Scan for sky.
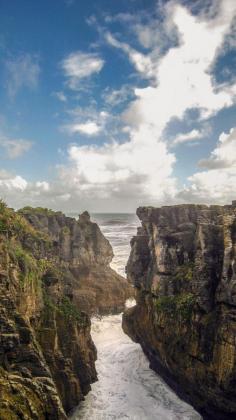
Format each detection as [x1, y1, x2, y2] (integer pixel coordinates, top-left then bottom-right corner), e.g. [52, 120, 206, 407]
[0, 0, 236, 212]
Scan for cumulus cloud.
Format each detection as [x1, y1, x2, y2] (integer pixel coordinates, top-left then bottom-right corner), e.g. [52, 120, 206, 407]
[64, 134, 176, 197]
[198, 127, 236, 169]
[51, 134, 176, 212]
[0, 175, 27, 192]
[179, 127, 236, 203]
[62, 107, 110, 136]
[123, 2, 236, 134]
[5, 54, 40, 98]
[35, 181, 50, 191]
[56, 0, 236, 209]
[102, 85, 135, 107]
[0, 137, 33, 158]
[2, 0, 236, 211]
[0, 174, 72, 210]
[66, 121, 101, 136]
[172, 127, 210, 145]
[105, 32, 157, 79]
[61, 51, 104, 90]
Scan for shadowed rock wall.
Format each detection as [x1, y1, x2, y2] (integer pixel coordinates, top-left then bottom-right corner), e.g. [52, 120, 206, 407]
[123, 203, 236, 420]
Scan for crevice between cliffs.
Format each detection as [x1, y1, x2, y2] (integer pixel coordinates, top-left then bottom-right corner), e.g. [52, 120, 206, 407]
[2, 201, 236, 420]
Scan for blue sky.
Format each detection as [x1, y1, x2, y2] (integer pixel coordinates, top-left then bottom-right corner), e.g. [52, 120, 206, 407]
[0, 0, 236, 212]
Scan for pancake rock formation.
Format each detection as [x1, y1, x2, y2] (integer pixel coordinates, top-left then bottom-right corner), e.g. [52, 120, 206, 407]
[123, 203, 236, 420]
[20, 207, 131, 316]
[0, 202, 131, 419]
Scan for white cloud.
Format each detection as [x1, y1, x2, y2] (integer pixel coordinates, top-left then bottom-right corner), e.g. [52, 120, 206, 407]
[61, 51, 104, 90]
[53, 91, 67, 102]
[0, 175, 27, 192]
[36, 181, 50, 191]
[59, 126, 177, 204]
[179, 168, 236, 204]
[179, 127, 236, 203]
[67, 121, 101, 136]
[0, 137, 32, 158]
[2, 1, 236, 211]
[102, 85, 134, 107]
[198, 127, 236, 169]
[60, 0, 235, 209]
[123, 2, 236, 135]
[105, 32, 156, 79]
[62, 107, 111, 137]
[172, 128, 209, 145]
[5, 54, 40, 98]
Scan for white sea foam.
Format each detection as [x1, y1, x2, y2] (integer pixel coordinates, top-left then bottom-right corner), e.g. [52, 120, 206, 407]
[71, 306, 201, 419]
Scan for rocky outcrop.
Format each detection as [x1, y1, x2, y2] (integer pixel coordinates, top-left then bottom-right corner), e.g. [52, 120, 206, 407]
[123, 203, 236, 420]
[0, 203, 130, 419]
[20, 207, 131, 315]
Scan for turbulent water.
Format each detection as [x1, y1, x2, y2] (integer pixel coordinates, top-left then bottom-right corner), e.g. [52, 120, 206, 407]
[92, 213, 138, 276]
[70, 214, 202, 420]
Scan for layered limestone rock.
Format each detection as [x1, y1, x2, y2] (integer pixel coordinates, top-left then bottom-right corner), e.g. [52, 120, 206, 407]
[123, 203, 236, 420]
[19, 207, 131, 315]
[0, 203, 130, 419]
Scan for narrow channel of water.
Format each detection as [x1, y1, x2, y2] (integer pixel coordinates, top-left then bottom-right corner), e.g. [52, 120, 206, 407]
[71, 301, 201, 420]
[70, 213, 202, 419]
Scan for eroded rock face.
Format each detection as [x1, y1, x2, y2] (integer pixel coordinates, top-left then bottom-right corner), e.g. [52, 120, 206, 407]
[20, 207, 132, 315]
[0, 204, 131, 419]
[123, 204, 236, 420]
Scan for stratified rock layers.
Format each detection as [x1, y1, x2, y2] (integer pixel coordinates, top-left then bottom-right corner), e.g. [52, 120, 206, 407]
[21, 208, 131, 316]
[123, 204, 236, 420]
[0, 204, 131, 419]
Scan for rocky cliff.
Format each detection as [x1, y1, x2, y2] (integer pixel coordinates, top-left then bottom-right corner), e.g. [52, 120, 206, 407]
[123, 203, 236, 420]
[20, 207, 131, 315]
[0, 202, 130, 419]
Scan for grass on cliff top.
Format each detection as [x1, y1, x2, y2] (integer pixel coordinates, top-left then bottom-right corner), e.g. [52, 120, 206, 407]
[0, 200, 52, 256]
[0, 199, 16, 234]
[18, 206, 62, 216]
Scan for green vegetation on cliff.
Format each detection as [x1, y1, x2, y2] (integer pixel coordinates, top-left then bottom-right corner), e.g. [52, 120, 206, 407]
[58, 297, 86, 325]
[14, 244, 41, 288]
[173, 263, 194, 283]
[43, 293, 86, 326]
[155, 293, 195, 321]
[0, 200, 52, 250]
[19, 206, 61, 216]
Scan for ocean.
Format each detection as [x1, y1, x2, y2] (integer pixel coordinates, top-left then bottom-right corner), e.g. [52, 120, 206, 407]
[92, 213, 138, 276]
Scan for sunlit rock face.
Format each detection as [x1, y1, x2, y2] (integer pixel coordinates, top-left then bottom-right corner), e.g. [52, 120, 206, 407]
[123, 203, 236, 420]
[21, 208, 132, 315]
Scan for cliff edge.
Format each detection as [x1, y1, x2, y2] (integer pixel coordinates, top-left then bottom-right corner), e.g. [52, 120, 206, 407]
[123, 203, 236, 420]
[0, 202, 131, 419]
